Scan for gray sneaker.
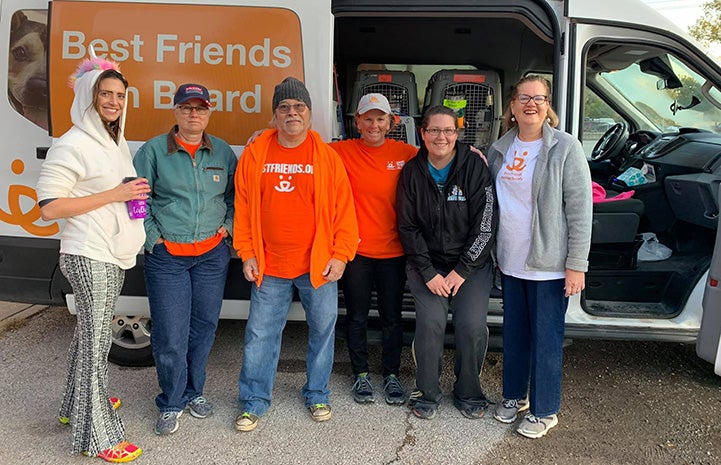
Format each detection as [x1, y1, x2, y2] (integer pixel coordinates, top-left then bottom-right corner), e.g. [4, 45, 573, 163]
[383, 374, 406, 405]
[154, 410, 182, 435]
[352, 373, 375, 403]
[187, 396, 213, 418]
[493, 397, 530, 424]
[517, 413, 558, 438]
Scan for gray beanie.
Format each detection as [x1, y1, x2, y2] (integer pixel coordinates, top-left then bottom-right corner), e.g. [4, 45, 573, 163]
[272, 77, 312, 110]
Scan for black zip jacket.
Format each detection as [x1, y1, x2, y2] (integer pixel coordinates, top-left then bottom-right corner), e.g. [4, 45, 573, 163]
[396, 142, 498, 283]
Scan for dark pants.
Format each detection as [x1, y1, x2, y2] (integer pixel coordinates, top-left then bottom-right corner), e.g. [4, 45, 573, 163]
[500, 274, 568, 417]
[342, 254, 406, 377]
[407, 262, 492, 409]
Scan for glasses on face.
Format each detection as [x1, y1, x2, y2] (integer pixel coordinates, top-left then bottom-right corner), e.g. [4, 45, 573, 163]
[98, 90, 126, 101]
[276, 102, 308, 114]
[424, 127, 458, 137]
[516, 94, 548, 105]
[176, 104, 210, 116]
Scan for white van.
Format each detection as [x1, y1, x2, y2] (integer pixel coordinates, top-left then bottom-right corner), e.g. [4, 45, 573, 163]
[1, 0, 720, 373]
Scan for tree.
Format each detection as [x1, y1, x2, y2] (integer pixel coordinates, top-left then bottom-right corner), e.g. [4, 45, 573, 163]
[689, 0, 721, 46]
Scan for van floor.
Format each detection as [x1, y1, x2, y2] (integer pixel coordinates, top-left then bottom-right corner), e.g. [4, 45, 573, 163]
[584, 251, 710, 318]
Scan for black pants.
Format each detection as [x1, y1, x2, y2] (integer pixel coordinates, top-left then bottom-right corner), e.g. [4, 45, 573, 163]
[407, 262, 492, 409]
[341, 254, 406, 377]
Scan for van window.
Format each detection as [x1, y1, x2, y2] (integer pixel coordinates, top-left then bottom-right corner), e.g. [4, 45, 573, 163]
[587, 41, 721, 134]
[583, 87, 623, 151]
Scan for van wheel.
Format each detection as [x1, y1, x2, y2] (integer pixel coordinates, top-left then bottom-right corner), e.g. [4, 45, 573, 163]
[109, 315, 154, 367]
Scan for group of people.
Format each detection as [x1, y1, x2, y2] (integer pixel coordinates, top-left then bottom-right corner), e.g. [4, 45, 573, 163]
[37, 54, 591, 463]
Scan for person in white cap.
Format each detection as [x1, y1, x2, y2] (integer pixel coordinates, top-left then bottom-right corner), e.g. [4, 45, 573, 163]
[329, 93, 418, 405]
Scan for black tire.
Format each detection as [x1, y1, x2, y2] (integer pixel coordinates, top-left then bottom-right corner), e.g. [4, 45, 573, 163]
[109, 342, 154, 367]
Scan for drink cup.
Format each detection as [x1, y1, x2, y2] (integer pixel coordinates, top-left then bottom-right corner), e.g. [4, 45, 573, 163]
[123, 177, 147, 219]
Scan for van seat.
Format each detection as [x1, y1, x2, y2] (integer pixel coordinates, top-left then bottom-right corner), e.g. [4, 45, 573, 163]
[592, 198, 644, 244]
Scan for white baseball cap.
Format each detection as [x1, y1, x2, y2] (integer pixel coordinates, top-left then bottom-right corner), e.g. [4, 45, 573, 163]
[356, 93, 393, 115]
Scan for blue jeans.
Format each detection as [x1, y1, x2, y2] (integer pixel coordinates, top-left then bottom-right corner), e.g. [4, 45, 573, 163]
[500, 274, 568, 417]
[239, 274, 338, 417]
[144, 241, 230, 412]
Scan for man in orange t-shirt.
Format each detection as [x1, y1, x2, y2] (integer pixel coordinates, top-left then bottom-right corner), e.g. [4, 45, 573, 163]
[233, 77, 359, 432]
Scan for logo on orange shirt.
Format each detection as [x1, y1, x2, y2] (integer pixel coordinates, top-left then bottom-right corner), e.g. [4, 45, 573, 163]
[274, 175, 295, 192]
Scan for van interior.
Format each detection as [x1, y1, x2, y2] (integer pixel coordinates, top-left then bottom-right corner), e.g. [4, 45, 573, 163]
[330, 0, 721, 329]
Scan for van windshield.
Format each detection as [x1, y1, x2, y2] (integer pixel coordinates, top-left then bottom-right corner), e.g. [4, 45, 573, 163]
[596, 51, 721, 133]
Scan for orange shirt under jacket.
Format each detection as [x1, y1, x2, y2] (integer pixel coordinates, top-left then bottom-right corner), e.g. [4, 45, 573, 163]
[233, 129, 359, 289]
[331, 138, 418, 259]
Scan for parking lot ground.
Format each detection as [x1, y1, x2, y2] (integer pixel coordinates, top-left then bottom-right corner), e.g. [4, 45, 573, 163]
[1, 305, 720, 465]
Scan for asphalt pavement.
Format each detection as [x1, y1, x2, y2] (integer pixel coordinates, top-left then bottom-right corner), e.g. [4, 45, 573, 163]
[4, 304, 719, 465]
[0, 305, 508, 465]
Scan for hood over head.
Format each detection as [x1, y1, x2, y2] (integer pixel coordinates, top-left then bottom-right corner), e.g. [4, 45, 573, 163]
[68, 57, 127, 147]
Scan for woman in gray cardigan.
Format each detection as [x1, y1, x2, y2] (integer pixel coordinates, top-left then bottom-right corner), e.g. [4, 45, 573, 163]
[487, 76, 592, 438]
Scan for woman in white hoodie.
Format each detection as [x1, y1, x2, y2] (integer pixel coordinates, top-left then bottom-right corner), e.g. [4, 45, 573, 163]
[36, 58, 149, 463]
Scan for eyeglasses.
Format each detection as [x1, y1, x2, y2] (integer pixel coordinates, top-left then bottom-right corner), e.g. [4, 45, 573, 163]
[98, 90, 126, 101]
[516, 94, 548, 104]
[176, 104, 210, 115]
[276, 102, 308, 114]
[424, 127, 458, 137]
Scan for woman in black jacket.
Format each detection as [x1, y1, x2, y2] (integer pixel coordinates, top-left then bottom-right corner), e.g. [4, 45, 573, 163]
[396, 105, 498, 420]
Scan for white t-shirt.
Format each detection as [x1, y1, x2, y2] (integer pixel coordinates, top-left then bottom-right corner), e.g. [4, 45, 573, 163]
[495, 136, 565, 281]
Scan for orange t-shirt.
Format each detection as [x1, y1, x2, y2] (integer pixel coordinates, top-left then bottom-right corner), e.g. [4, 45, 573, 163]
[331, 138, 417, 259]
[260, 136, 316, 278]
[164, 136, 223, 256]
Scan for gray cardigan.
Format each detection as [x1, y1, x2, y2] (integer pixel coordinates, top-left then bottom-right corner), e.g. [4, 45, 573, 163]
[487, 122, 592, 273]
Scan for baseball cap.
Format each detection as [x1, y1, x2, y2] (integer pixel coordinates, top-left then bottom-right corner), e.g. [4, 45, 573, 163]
[356, 93, 392, 115]
[173, 83, 211, 107]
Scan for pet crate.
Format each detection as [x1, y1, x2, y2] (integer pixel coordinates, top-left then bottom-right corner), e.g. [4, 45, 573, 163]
[347, 70, 420, 144]
[422, 70, 502, 152]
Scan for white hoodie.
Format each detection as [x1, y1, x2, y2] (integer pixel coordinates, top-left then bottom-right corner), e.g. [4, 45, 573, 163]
[36, 67, 144, 269]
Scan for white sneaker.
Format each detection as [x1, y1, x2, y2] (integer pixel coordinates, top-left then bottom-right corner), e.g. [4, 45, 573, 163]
[516, 413, 558, 438]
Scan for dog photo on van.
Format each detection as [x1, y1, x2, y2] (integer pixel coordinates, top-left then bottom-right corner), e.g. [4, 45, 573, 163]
[8, 9, 48, 130]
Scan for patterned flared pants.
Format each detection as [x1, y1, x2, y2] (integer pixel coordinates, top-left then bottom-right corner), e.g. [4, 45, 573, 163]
[58, 253, 126, 456]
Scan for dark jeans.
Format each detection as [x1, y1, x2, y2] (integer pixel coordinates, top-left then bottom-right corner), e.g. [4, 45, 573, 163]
[407, 262, 492, 409]
[500, 274, 568, 417]
[144, 241, 231, 412]
[341, 254, 406, 377]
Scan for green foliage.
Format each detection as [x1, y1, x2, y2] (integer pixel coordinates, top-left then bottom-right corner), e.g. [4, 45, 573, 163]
[585, 92, 614, 119]
[689, 0, 721, 46]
